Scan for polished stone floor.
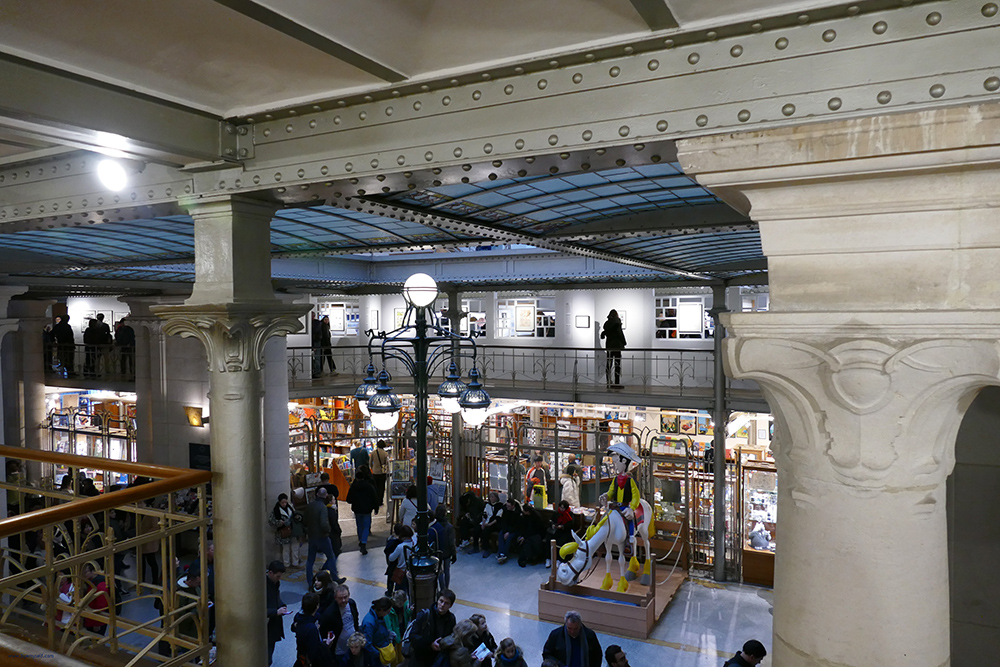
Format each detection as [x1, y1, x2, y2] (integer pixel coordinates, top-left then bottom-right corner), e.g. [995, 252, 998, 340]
[271, 510, 773, 667]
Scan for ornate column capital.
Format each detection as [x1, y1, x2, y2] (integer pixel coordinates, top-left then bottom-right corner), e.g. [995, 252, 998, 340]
[724, 310, 1000, 494]
[152, 301, 309, 373]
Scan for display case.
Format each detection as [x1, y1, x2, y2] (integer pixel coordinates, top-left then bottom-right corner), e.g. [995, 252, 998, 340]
[47, 403, 136, 490]
[684, 440, 740, 578]
[741, 461, 777, 586]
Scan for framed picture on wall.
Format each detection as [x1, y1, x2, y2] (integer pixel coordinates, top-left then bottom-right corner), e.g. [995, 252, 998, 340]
[370, 310, 379, 331]
[329, 305, 345, 331]
[678, 414, 696, 435]
[515, 305, 535, 332]
[661, 414, 678, 433]
[619, 310, 627, 330]
[575, 315, 590, 328]
[394, 308, 406, 329]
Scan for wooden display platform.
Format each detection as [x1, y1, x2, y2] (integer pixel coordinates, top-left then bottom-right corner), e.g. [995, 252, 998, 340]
[538, 555, 686, 639]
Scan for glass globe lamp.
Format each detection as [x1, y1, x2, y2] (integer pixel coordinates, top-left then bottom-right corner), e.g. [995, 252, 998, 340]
[367, 370, 401, 431]
[354, 363, 379, 417]
[437, 362, 466, 414]
[402, 273, 438, 308]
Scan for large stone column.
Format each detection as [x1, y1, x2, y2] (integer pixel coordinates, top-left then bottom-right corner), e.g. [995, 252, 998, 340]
[154, 195, 308, 667]
[678, 102, 1000, 666]
[122, 298, 172, 465]
[9, 300, 51, 453]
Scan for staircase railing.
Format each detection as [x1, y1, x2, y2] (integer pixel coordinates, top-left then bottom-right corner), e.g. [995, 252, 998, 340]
[0, 445, 212, 667]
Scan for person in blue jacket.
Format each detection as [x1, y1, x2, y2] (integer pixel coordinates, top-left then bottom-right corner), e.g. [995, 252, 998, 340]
[359, 597, 395, 662]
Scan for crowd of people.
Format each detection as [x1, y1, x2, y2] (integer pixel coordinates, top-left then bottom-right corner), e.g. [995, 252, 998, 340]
[274, 568, 765, 667]
[42, 313, 135, 379]
[7, 443, 765, 666]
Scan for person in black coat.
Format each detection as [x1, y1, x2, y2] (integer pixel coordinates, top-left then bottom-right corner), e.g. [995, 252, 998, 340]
[266, 560, 289, 666]
[83, 318, 102, 377]
[542, 611, 601, 667]
[319, 584, 361, 660]
[346, 466, 378, 555]
[516, 503, 547, 567]
[114, 317, 136, 377]
[292, 592, 334, 667]
[600, 309, 627, 387]
[458, 490, 486, 552]
[52, 314, 76, 376]
[496, 499, 522, 565]
[320, 315, 337, 374]
[722, 639, 767, 666]
[409, 589, 457, 667]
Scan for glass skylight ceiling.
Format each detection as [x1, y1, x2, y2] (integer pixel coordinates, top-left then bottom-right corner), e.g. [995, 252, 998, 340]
[390, 162, 719, 234]
[0, 161, 761, 288]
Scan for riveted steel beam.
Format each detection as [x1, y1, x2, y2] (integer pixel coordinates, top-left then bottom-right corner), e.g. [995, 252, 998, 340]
[208, 0, 406, 83]
[340, 195, 712, 281]
[0, 54, 233, 166]
[237, 1, 999, 194]
[0, 155, 192, 229]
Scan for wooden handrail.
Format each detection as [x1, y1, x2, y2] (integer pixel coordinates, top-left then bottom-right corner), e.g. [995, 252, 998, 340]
[0, 444, 211, 539]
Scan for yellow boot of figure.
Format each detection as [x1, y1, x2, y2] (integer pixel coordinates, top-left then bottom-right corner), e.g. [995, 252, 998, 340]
[601, 573, 613, 590]
[625, 555, 641, 580]
[616, 577, 629, 592]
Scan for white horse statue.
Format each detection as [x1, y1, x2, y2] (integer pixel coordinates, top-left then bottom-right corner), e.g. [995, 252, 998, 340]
[555, 497, 653, 593]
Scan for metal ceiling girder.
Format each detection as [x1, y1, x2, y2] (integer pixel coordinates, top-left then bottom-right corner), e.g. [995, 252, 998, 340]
[207, 0, 406, 83]
[237, 1, 999, 192]
[339, 195, 711, 281]
[0, 155, 192, 228]
[0, 55, 234, 167]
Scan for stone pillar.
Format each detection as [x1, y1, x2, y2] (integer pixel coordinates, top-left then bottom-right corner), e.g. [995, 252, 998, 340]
[263, 335, 290, 559]
[13, 301, 52, 484]
[154, 195, 308, 667]
[122, 298, 173, 465]
[678, 102, 1000, 666]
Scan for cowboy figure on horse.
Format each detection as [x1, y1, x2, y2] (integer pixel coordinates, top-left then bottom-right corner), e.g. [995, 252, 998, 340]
[604, 442, 643, 545]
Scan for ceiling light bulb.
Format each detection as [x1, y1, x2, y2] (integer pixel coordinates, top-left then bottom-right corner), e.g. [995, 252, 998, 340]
[97, 159, 128, 191]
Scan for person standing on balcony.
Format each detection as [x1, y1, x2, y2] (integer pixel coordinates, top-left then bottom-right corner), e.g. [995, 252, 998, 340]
[115, 317, 135, 378]
[95, 313, 114, 376]
[52, 314, 75, 377]
[311, 312, 323, 379]
[83, 318, 102, 378]
[601, 309, 627, 388]
[320, 315, 337, 375]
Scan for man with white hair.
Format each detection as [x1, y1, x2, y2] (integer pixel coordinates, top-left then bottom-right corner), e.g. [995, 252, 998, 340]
[542, 610, 601, 667]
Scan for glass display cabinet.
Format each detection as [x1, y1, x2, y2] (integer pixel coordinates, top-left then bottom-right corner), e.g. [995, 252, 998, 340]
[741, 460, 777, 586]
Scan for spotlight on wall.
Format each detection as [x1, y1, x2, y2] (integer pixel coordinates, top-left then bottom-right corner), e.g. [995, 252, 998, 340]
[185, 406, 208, 427]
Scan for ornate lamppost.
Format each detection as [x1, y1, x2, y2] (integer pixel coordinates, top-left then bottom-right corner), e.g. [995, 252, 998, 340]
[356, 273, 490, 610]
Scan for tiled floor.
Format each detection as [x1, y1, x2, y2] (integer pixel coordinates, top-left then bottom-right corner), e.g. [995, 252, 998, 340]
[271, 511, 773, 666]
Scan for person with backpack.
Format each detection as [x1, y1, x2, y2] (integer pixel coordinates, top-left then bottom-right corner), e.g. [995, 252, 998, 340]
[406, 589, 456, 667]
